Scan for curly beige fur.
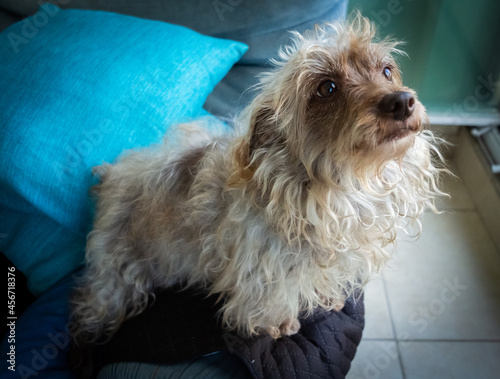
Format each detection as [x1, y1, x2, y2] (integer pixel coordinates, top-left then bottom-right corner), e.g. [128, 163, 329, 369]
[71, 13, 448, 344]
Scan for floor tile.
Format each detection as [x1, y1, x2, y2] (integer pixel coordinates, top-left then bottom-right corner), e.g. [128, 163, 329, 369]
[363, 276, 394, 339]
[385, 212, 500, 340]
[400, 341, 500, 379]
[347, 340, 404, 379]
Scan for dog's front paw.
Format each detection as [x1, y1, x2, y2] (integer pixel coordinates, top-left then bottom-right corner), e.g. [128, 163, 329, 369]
[280, 318, 301, 336]
[261, 318, 300, 338]
[318, 293, 345, 312]
[333, 303, 345, 312]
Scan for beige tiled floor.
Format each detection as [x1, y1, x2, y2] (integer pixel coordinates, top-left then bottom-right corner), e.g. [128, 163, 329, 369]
[348, 164, 500, 379]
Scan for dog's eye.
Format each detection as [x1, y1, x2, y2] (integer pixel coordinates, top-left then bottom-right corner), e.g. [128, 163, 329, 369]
[316, 80, 337, 98]
[383, 67, 392, 81]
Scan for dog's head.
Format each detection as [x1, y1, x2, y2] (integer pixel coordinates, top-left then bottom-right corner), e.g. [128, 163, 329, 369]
[235, 12, 428, 184]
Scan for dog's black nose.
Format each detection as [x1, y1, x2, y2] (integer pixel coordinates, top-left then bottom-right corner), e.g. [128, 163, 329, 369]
[379, 91, 415, 121]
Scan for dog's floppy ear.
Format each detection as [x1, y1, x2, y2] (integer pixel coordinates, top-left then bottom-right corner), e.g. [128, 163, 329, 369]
[248, 106, 279, 157]
[229, 104, 283, 186]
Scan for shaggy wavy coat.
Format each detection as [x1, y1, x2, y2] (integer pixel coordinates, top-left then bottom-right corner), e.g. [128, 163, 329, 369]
[72, 14, 446, 343]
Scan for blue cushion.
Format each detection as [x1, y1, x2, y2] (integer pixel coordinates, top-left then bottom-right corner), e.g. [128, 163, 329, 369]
[0, 0, 348, 119]
[0, 209, 85, 294]
[0, 4, 247, 295]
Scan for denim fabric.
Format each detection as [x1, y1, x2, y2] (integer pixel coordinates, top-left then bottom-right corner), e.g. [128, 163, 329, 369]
[97, 352, 252, 379]
[0, 274, 75, 379]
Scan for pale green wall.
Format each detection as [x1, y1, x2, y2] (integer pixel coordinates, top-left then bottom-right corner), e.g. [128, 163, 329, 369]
[348, 0, 500, 122]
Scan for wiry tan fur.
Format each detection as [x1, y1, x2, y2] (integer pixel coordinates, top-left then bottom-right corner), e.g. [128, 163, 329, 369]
[71, 13, 448, 344]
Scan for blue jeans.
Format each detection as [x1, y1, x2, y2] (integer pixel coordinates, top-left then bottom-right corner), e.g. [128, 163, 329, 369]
[97, 351, 252, 379]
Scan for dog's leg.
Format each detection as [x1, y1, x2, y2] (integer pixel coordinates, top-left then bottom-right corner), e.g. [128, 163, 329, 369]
[278, 318, 301, 336]
[218, 268, 303, 339]
[71, 247, 155, 344]
[71, 176, 157, 344]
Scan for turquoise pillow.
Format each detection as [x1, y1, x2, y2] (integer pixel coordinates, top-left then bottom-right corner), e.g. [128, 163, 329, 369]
[0, 4, 247, 295]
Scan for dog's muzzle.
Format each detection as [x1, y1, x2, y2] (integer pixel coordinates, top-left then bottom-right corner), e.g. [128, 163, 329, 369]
[378, 91, 415, 122]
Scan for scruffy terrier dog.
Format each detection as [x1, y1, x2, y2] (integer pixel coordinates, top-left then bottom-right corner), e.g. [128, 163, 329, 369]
[72, 14, 446, 345]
